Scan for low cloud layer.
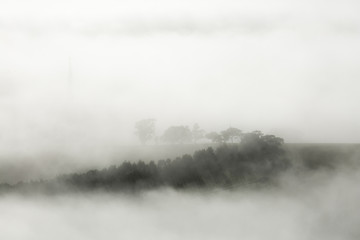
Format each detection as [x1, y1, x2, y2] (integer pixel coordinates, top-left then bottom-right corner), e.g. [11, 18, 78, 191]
[1, 169, 360, 240]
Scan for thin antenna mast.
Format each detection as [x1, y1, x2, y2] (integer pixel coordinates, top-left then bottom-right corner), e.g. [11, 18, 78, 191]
[68, 57, 72, 88]
[68, 56, 73, 98]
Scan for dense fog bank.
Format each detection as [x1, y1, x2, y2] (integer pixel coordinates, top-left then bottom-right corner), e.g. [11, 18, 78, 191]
[0, 132, 291, 193]
[0, 136, 358, 240]
[0, 144, 215, 185]
[0, 134, 359, 240]
[2, 0, 359, 237]
[1, 138, 360, 194]
[1, 167, 360, 240]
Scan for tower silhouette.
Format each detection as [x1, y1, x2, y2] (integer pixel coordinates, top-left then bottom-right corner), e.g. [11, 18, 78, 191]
[68, 56, 73, 98]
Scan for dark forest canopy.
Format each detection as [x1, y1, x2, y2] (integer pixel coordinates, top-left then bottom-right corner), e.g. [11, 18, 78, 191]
[0, 131, 294, 194]
[3, 131, 357, 195]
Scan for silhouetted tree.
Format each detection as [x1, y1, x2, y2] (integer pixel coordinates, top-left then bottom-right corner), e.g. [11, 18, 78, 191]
[221, 127, 242, 143]
[162, 126, 192, 144]
[191, 123, 205, 143]
[135, 119, 156, 145]
[205, 132, 223, 143]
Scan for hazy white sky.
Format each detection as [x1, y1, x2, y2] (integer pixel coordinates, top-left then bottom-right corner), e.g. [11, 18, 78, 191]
[1, 0, 360, 153]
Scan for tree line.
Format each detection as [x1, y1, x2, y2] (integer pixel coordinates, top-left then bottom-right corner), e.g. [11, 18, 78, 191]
[0, 130, 290, 194]
[135, 119, 245, 145]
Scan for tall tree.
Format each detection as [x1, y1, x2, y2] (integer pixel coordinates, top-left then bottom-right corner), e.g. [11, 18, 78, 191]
[221, 127, 242, 143]
[162, 126, 192, 144]
[135, 119, 156, 145]
[205, 132, 223, 143]
[191, 123, 205, 143]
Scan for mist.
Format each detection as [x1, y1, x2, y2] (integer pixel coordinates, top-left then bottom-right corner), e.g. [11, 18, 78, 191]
[1, 0, 360, 183]
[1, 168, 360, 240]
[1, 0, 360, 157]
[0, 140, 359, 239]
[1, 0, 360, 238]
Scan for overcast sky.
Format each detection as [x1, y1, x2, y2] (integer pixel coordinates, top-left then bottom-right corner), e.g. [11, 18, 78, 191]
[1, 0, 360, 154]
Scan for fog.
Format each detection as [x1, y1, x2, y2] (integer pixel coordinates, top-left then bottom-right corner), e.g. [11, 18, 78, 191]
[0, 144, 215, 184]
[0, 168, 359, 240]
[1, 0, 360, 238]
[1, 0, 360, 184]
[1, 0, 360, 159]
